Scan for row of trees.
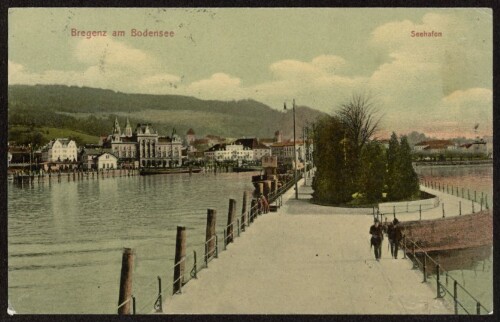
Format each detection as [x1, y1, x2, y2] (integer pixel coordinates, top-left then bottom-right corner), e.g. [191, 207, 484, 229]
[311, 94, 420, 205]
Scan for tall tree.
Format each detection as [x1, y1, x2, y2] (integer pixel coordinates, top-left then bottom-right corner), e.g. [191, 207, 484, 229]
[312, 115, 352, 204]
[359, 141, 386, 203]
[397, 136, 420, 199]
[386, 132, 400, 199]
[336, 94, 381, 191]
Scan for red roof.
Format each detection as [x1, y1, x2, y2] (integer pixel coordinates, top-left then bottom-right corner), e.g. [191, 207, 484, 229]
[415, 140, 454, 149]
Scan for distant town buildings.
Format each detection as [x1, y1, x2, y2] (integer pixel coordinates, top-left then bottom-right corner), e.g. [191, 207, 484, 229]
[413, 139, 488, 155]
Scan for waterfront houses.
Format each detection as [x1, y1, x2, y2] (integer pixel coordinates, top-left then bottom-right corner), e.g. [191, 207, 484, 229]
[41, 138, 78, 162]
[96, 152, 118, 169]
[204, 143, 253, 162]
[271, 140, 307, 162]
[233, 138, 272, 161]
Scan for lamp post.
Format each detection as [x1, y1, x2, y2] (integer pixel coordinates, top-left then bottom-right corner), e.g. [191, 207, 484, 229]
[284, 99, 299, 200]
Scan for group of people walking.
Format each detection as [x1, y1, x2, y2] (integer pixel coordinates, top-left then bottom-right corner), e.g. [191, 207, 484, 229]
[369, 217, 403, 261]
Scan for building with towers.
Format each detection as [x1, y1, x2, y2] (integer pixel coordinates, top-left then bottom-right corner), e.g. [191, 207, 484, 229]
[100, 118, 183, 168]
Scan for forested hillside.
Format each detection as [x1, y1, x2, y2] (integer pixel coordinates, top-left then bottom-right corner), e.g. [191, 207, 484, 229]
[8, 85, 326, 146]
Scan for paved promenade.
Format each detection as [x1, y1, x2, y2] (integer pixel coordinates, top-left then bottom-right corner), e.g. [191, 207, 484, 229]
[163, 181, 455, 314]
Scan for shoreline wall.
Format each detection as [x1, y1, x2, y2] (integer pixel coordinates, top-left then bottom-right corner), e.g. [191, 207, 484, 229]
[400, 210, 492, 252]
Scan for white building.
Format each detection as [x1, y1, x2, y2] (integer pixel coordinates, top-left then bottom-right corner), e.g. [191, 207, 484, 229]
[204, 143, 253, 162]
[233, 138, 272, 161]
[96, 152, 118, 169]
[42, 138, 78, 162]
[271, 140, 306, 161]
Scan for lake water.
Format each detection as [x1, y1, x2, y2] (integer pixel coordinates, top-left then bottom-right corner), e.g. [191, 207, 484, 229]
[414, 164, 493, 313]
[8, 172, 256, 314]
[8, 165, 493, 314]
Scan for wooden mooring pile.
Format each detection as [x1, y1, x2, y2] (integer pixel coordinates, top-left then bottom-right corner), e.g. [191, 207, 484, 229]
[12, 168, 139, 185]
[115, 157, 299, 314]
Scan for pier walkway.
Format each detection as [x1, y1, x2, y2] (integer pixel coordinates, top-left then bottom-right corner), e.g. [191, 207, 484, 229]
[163, 181, 459, 314]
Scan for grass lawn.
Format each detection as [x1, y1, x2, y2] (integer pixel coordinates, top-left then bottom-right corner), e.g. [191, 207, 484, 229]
[9, 125, 100, 145]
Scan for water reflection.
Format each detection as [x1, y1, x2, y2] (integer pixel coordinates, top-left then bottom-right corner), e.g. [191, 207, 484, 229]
[8, 172, 256, 313]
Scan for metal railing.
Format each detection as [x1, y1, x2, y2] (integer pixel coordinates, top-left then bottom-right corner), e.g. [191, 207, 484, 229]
[120, 173, 303, 314]
[421, 179, 489, 210]
[402, 236, 490, 315]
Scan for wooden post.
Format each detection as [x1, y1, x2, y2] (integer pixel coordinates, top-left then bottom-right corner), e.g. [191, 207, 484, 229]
[227, 198, 236, 244]
[117, 248, 134, 315]
[412, 244, 416, 269]
[474, 190, 477, 202]
[442, 203, 445, 218]
[393, 206, 395, 219]
[459, 201, 461, 216]
[205, 209, 216, 262]
[271, 180, 277, 202]
[423, 255, 427, 282]
[480, 196, 483, 211]
[403, 235, 407, 259]
[467, 189, 470, 200]
[250, 199, 257, 223]
[223, 229, 227, 250]
[436, 264, 441, 298]
[476, 302, 481, 315]
[241, 192, 248, 231]
[173, 226, 186, 294]
[419, 204, 422, 220]
[472, 200, 475, 213]
[257, 182, 264, 197]
[453, 280, 458, 314]
[263, 181, 271, 200]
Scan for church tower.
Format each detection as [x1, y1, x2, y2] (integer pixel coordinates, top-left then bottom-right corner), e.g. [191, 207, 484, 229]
[112, 117, 121, 142]
[124, 118, 133, 137]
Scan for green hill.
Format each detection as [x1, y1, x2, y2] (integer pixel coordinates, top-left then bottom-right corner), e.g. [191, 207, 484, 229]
[8, 84, 327, 146]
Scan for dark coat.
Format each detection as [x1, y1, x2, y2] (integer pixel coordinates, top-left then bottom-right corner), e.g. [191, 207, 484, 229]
[369, 224, 383, 246]
[387, 223, 395, 240]
[393, 225, 403, 242]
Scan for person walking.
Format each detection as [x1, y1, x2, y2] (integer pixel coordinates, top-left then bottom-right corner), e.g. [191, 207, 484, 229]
[392, 218, 403, 259]
[387, 220, 395, 257]
[369, 218, 384, 261]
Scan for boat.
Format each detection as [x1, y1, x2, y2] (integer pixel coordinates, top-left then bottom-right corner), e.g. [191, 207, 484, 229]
[233, 166, 262, 173]
[139, 167, 202, 176]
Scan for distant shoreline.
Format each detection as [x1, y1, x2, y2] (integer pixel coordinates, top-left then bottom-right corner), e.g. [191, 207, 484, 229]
[414, 160, 492, 167]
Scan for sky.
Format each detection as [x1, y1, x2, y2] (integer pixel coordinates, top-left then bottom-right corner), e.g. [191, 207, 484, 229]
[8, 8, 493, 139]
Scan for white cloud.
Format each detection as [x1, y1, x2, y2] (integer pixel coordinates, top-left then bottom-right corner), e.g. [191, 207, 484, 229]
[74, 38, 153, 72]
[8, 38, 183, 94]
[184, 73, 244, 99]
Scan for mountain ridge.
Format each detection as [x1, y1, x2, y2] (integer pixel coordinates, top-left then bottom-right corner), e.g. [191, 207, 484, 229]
[8, 84, 327, 145]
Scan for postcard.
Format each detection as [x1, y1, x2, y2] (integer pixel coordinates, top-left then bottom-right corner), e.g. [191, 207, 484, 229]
[6, 6, 493, 315]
